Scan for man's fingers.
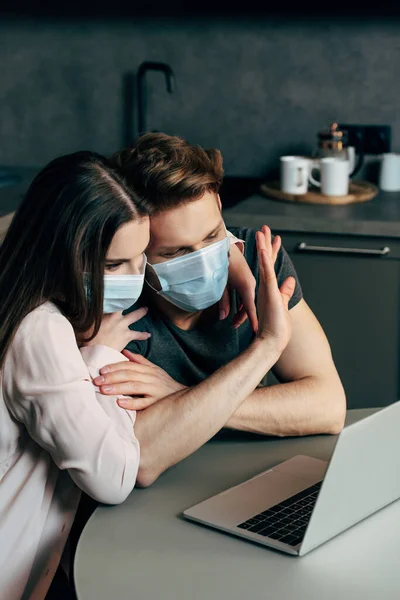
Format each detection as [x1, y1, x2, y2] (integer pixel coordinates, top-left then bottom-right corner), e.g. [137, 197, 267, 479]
[272, 235, 281, 265]
[117, 396, 156, 411]
[261, 225, 272, 255]
[98, 360, 150, 376]
[256, 234, 276, 283]
[257, 228, 267, 254]
[99, 360, 128, 375]
[114, 395, 137, 411]
[94, 368, 153, 387]
[98, 380, 150, 396]
[122, 350, 155, 366]
[280, 277, 296, 310]
[218, 286, 230, 320]
[256, 232, 266, 279]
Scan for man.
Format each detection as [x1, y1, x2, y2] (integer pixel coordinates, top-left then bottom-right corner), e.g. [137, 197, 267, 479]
[95, 133, 346, 486]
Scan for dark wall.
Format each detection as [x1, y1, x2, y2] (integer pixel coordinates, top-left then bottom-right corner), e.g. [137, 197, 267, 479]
[1, 17, 399, 175]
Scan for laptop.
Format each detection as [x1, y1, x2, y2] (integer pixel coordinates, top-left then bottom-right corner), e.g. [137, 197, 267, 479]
[183, 401, 400, 556]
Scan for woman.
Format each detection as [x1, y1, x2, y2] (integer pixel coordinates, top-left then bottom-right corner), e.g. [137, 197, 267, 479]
[0, 150, 256, 599]
[0, 151, 152, 600]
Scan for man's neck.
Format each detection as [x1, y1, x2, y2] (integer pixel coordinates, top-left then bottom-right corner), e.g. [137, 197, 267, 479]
[145, 287, 217, 331]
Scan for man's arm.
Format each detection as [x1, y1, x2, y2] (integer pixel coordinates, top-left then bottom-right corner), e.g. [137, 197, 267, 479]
[133, 338, 282, 486]
[225, 299, 346, 437]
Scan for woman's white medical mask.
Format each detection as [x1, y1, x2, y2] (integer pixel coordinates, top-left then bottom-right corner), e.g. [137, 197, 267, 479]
[101, 254, 147, 313]
[149, 235, 230, 313]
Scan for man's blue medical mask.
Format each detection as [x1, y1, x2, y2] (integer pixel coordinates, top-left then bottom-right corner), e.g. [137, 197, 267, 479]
[149, 235, 230, 313]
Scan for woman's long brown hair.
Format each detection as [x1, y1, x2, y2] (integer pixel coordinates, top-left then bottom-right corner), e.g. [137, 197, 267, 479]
[0, 151, 148, 370]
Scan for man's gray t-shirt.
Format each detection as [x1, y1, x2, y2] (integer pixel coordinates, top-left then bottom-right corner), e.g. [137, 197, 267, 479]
[126, 227, 303, 386]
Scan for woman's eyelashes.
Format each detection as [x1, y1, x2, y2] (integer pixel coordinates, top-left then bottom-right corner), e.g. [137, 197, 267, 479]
[105, 263, 122, 272]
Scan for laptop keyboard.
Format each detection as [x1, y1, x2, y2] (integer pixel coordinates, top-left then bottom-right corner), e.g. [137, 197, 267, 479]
[237, 481, 322, 547]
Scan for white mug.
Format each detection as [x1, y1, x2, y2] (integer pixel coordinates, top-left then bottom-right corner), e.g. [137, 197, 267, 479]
[379, 153, 400, 191]
[309, 157, 349, 196]
[280, 156, 310, 195]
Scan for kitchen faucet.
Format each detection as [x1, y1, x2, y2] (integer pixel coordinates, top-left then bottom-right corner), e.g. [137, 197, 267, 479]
[137, 61, 176, 136]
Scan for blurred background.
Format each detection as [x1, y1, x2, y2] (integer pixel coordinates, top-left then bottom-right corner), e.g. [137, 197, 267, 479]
[1, 4, 400, 177]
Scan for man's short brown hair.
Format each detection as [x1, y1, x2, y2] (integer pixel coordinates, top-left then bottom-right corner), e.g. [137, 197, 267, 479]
[111, 132, 224, 214]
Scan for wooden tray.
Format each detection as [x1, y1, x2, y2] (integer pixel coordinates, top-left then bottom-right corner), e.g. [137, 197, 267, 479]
[260, 180, 378, 205]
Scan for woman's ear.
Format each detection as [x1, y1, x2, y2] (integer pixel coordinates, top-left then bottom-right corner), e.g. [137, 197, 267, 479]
[217, 194, 222, 211]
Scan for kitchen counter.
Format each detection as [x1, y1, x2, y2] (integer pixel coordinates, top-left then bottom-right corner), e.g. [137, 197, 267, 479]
[222, 189, 400, 239]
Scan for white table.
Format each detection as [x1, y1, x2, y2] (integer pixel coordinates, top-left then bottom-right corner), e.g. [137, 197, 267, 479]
[74, 409, 400, 599]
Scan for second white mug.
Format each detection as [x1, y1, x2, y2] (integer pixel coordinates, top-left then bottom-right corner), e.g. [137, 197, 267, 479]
[309, 158, 349, 196]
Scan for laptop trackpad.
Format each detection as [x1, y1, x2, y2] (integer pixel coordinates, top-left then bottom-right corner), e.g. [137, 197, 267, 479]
[274, 455, 328, 479]
[186, 456, 328, 526]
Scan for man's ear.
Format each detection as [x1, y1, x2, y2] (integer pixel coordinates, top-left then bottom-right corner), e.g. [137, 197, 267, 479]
[145, 264, 162, 291]
[217, 193, 222, 211]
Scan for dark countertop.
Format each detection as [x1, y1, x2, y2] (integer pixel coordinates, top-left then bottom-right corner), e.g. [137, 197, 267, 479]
[2, 169, 400, 239]
[222, 189, 400, 239]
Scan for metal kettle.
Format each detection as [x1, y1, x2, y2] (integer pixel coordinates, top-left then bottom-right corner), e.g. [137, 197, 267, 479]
[316, 123, 349, 160]
[315, 123, 362, 177]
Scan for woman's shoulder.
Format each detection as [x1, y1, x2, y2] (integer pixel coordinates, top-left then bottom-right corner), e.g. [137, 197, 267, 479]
[21, 300, 68, 322]
[4, 302, 85, 385]
[1, 302, 81, 399]
[15, 301, 75, 349]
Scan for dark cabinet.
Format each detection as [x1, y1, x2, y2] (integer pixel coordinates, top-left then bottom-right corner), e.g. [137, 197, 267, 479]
[279, 232, 400, 409]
